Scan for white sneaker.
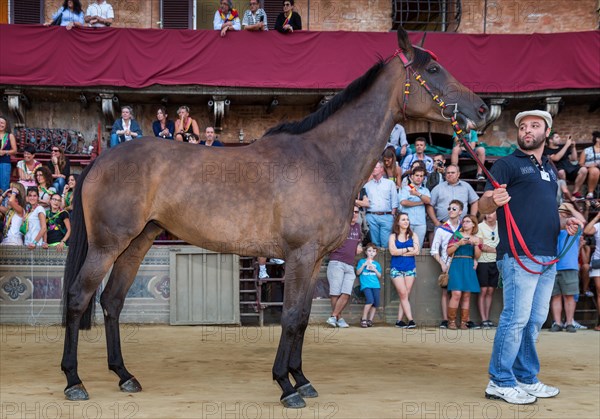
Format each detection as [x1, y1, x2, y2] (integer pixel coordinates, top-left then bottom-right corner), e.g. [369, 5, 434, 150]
[572, 320, 588, 330]
[271, 258, 285, 265]
[485, 381, 537, 404]
[336, 318, 350, 328]
[326, 316, 338, 327]
[516, 381, 560, 398]
[258, 268, 269, 279]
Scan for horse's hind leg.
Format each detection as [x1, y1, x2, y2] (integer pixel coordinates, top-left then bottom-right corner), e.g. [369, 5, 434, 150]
[62, 246, 119, 400]
[100, 222, 163, 393]
[272, 244, 322, 408]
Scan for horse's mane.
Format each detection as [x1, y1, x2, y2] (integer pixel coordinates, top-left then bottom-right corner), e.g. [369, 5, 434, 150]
[264, 48, 432, 137]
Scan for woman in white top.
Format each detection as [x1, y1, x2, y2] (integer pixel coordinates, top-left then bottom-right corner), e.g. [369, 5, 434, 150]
[0, 183, 26, 246]
[23, 188, 47, 248]
[583, 209, 600, 331]
[578, 131, 600, 199]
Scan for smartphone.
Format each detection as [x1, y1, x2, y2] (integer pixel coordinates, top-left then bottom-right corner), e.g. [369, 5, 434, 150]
[259, 15, 264, 22]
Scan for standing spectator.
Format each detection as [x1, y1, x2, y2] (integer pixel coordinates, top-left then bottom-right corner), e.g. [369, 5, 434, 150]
[545, 132, 587, 198]
[583, 207, 600, 331]
[0, 116, 17, 193]
[85, 0, 113, 27]
[401, 137, 434, 174]
[110, 106, 143, 148]
[382, 147, 401, 189]
[44, 193, 71, 251]
[214, 0, 241, 37]
[44, 0, 85, 30]
[389, 212, 420, 328]
[275, 0, 301, 33]
[398, 166, 430, 249]
[480, 110, 582, 404]
[430, 199, 463, 328]
[17, 145, 42, 189]
[426, 154, 446, 244]
[356, 243, 382, 328]
[363, 160, 399, 248]
[200, 127, 224, 147]
[242, 0, 268, 31]
[23, 188, 47, 249]
[47, 146, 70, 195]
[578, 130, 600, 199]
[451, 130, 487, 180]
[62, 174, 77, 213]
[579, 235, 592, 297]
[446, 214, 481, 329]
[34, 167, 56, 208]
[387, 123, 410, 165]
[550, 203, 586, 332]
[476, 211, 499, 328]
[428, 164, 479, 226]
[326, 206, 362, 328]
[0, 184, 25, 246]
[174, 106, 200, 143]
[153, 106, 175, 140]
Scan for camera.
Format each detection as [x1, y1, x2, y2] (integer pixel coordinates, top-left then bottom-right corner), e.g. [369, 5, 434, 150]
[436, 160, 444, 168]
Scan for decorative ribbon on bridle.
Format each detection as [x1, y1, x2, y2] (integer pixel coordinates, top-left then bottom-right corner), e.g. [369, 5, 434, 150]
[392, 48, 581, 274]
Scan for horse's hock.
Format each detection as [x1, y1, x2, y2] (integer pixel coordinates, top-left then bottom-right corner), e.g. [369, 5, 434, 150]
[0, 245, 503, 326]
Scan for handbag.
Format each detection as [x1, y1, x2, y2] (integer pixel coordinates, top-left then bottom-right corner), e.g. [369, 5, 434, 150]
[50, 9, 63, 26]
[437, 256, 454, 288]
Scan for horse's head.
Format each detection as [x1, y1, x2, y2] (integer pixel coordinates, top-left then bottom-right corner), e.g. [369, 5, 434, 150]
[392, 28, 489, 131]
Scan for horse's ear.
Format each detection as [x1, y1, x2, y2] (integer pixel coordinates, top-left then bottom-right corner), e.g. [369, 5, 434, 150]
[397, 27, 415, 59]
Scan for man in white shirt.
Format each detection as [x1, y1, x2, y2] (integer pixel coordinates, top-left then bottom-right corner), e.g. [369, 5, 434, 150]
[85, 0, 114, 27]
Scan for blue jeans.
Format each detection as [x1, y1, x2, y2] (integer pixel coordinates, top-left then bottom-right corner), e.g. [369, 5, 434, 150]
[52, 177, 66, 195]
[366, 213, 394, 248]
[0, 162, 11, 193]
[397, 147, 412, 167]
[110, 133, 120, 148]
[489, 254, 556, 387]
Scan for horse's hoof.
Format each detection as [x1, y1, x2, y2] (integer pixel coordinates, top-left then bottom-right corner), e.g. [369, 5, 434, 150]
[64, 383, 89, 401]
[120, 377, 142, 393]
[296, 383, 318, 398]
[280, 392, 306, 409]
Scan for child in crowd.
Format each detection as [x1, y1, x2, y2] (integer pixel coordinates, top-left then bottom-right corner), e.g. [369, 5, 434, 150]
[356, 243, 382, 328]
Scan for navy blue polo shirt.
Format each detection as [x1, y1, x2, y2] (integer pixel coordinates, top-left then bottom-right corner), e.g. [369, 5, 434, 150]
[485, 149, 560, 259]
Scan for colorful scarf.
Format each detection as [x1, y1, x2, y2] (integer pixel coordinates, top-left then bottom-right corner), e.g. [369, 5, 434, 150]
[220, 9, 239, 22]
[283, 11, 292, 26]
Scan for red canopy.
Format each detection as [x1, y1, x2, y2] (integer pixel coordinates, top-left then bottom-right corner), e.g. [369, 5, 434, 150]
[0, 25, 598, 93]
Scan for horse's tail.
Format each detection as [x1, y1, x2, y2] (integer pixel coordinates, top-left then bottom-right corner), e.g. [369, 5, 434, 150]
[62, 159, 96, 329]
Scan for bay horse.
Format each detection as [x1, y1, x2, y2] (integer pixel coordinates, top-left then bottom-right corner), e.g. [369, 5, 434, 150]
[61, 28, 489, 408]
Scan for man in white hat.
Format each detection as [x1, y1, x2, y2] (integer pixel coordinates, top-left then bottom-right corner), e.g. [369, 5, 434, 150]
[478, 110, 583, 404]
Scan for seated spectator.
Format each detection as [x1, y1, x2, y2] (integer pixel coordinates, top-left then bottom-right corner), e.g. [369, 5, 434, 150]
[17, 145, 42, 189]
[387, 123, 411, 165]
[0, 115, 17, 194]
[174, 106, 200, 143]
[201, 126, 224, 147]
[44, 193, 71, 251]
[398, 166, 430, 249]
[446, 214, 481, 330]
[187, 133, 200, 144]
[214, 0, 241, 37]
[401, 137, 434, 174]
[275, 0, 302, 33]
[85, 0, 114, 27]
[545, 132, 587, 199]
[357, 243, 382, 328]
[62, 174, 78, 213]
[34, 167, 56, 208]
[47, 146, 70, 195]
[451, 130, 486, 180]
[23, 188, 47, 249]
[242, 0, 268, 31]
[578, 130, 600, 199]
[111, 106, 143, 148]
[44, 0, 85, 30]
[382, 147, 401, 189]
[153, 106, 175, 140]
[0, 183, 25, 246]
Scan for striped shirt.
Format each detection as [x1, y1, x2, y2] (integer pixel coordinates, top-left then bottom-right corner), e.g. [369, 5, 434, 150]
[242, 9, 268, 29]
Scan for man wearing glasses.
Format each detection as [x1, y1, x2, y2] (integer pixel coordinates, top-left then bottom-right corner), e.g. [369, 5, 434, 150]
[242, 1, 268, 31]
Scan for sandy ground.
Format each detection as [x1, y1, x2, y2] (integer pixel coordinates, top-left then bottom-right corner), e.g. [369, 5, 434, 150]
[0, 324, 598, 419]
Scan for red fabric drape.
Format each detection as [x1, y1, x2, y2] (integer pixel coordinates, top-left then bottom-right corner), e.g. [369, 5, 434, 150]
[0, 25, 598, 93]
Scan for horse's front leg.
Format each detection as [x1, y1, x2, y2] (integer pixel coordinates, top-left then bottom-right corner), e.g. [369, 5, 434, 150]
[272, 244, 322, 408]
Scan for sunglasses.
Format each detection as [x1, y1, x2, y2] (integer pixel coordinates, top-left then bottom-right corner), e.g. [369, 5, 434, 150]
[447, 206, 460, 211]
[353, 211, 359, 214]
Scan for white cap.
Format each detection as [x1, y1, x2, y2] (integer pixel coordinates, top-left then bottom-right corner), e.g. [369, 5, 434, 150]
[514, 110, 552, 129]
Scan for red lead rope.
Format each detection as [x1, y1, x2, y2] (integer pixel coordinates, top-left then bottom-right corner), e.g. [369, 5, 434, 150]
[392, 48, 561, 274]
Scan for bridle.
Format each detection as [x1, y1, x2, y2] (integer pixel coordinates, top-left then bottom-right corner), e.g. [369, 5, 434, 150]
[391, 48, 580, 274]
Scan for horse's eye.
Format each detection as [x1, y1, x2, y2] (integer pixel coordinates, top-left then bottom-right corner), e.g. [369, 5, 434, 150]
[427, 65, 439, 74]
